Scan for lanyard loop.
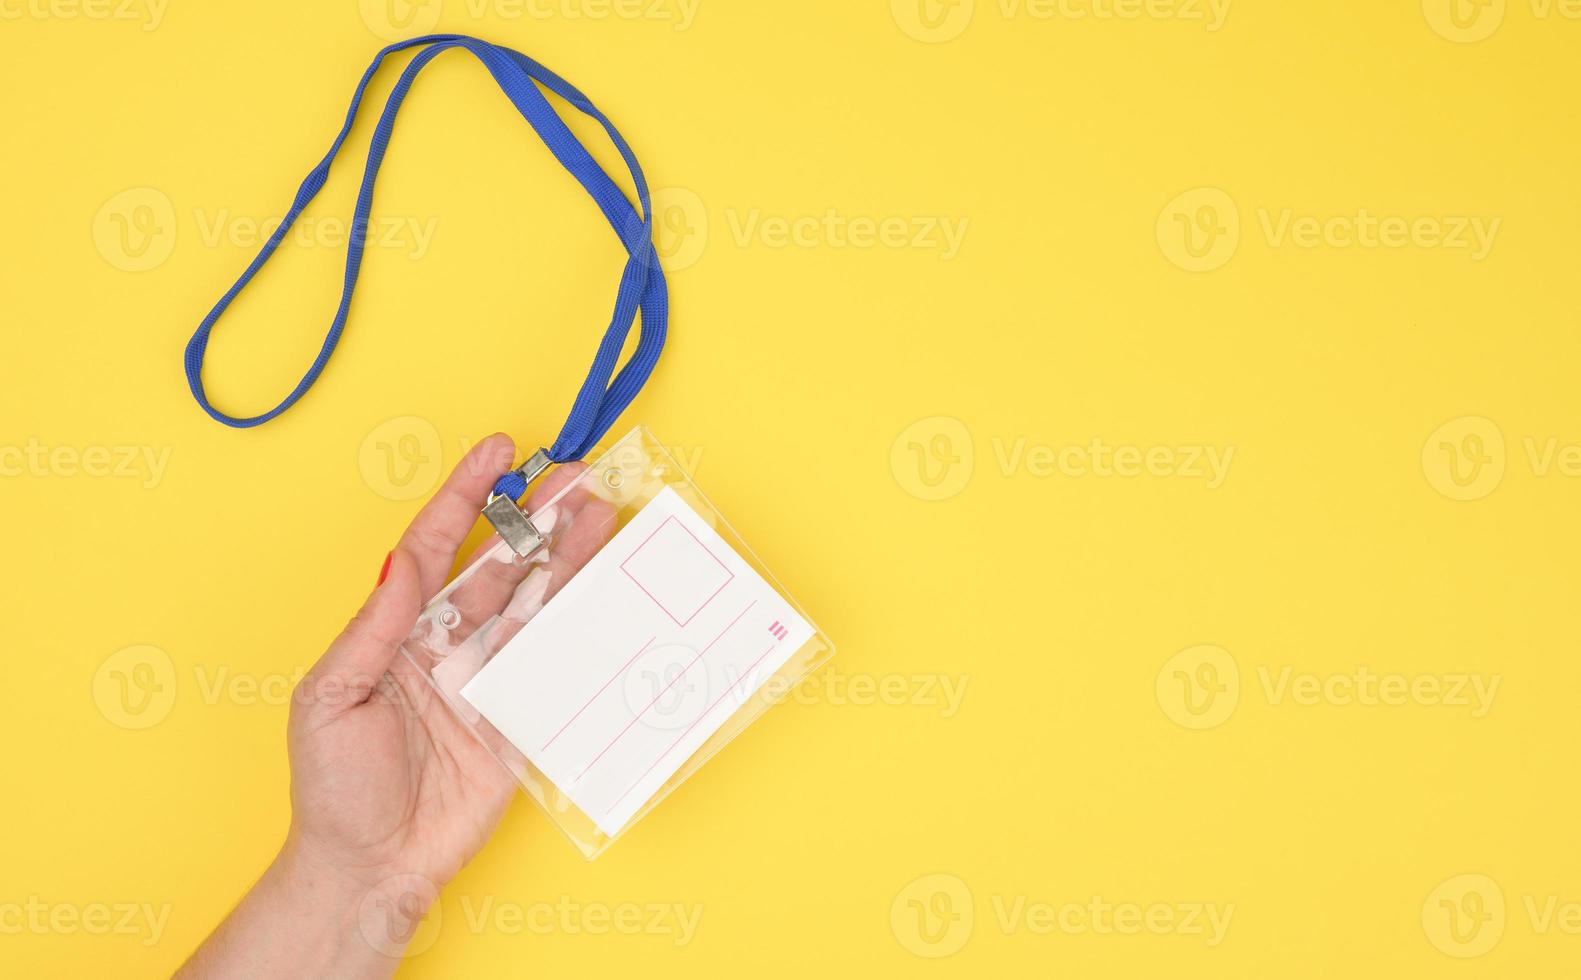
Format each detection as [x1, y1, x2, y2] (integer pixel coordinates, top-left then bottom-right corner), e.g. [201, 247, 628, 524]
[183, 35, 668, 489]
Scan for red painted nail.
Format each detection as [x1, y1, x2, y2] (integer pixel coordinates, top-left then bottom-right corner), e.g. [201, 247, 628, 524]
[376, 551, 393, 587]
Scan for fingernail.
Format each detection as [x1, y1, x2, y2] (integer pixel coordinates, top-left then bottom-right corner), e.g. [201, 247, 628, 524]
[376, 551, 393, 587]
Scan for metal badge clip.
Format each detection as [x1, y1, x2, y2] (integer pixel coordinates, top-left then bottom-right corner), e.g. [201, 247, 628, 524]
[483, 447, 554, 558]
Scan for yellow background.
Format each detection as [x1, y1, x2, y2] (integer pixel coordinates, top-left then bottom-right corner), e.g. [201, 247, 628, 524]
[2, 0, 1578, 975]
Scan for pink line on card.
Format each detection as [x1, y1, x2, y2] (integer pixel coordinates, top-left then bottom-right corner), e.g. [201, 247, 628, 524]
[539, 634, 657, 754]
[604, 636, 784, 818]
[571, 601, 756, 783]
[620, 516, 735, 627]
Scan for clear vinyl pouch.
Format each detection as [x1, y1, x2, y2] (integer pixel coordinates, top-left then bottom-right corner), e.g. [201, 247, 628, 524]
[399, 427, 833, 859]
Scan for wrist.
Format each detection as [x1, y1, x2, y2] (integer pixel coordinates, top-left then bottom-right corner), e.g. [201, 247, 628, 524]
[263, 838, 442, 970]
[175, 838, 435, 979]
[271, 835, 385, 911]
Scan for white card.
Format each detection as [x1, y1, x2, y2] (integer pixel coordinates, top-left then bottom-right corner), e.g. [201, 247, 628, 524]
[461, 485, 814, 836]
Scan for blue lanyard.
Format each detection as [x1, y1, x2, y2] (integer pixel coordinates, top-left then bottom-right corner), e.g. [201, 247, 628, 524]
[183, 35, 668, 501]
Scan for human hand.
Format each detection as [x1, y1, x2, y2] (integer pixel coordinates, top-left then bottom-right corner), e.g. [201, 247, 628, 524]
[179, 434, 615, 977]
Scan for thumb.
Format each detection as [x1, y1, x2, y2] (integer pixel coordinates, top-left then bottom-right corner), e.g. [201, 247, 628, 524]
[306, 547, 423, 710]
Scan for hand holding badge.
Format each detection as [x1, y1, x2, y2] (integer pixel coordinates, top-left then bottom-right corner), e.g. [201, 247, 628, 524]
[186, 36, 832, 857]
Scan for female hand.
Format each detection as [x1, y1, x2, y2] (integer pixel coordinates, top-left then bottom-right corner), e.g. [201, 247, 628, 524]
[178, 434, 612, 977]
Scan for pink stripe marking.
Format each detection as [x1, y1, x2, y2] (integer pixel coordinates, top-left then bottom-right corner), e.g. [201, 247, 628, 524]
[572, 601, 756, 783]
[605, 636, 783, 817]
[539, 634, 657, 754]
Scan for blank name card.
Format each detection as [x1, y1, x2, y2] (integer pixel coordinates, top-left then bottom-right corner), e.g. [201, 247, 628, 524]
[462, 486, 814, 836]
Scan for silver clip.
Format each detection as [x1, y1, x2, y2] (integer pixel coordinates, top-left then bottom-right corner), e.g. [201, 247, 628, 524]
[483, 447, 554, 558]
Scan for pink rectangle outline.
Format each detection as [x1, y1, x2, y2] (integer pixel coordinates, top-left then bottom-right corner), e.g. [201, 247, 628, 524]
[620, 515, 735, 627]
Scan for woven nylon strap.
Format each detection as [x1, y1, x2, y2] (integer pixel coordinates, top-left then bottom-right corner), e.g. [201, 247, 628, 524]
[183, 35, 667, 497]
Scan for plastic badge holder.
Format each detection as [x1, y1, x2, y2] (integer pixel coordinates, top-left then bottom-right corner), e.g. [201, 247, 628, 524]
[399, 427, 833, 858]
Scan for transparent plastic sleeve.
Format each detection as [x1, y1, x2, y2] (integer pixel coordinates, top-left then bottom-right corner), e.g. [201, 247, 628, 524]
[398, 427, 833, 858]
